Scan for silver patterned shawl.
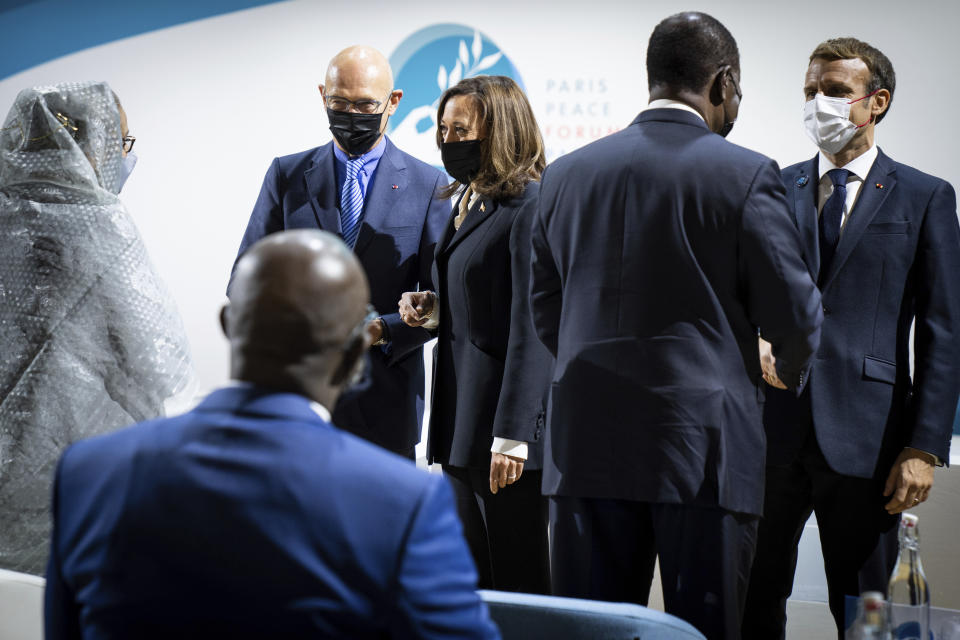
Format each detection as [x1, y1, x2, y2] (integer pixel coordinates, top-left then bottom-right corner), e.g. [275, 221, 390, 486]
[0, 81, 195, 574]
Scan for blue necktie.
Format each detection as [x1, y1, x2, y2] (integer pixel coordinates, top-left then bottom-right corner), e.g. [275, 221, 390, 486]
[340, 157, 364, 248]
[818, 168, 849, 283]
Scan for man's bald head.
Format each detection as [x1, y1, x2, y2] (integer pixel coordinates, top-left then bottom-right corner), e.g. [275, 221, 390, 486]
[324, 45, 394, 96]
[224, 230, 371, 403]
[319, 45, 403, 155]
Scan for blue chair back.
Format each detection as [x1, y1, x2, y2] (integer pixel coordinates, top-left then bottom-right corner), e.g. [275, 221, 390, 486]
[479, 590, 707, 640]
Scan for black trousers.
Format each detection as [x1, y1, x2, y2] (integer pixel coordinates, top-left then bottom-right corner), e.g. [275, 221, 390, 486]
[741, 431, 899, 640]
[443, 465, 550, 594]
[549, 496, 758, 640]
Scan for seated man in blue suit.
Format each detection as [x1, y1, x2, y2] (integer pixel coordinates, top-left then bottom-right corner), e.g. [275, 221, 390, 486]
[529, 12, 822, 640]
[232, 45, 449, 459]
[743, 38, 960, 639]
[45, 230, 499, 640]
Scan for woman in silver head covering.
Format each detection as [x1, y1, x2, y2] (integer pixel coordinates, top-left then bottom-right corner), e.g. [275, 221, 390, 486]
[0, 81, 195, 574]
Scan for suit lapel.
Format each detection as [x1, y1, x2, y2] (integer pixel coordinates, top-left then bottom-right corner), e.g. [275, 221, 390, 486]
[438, 194, 497, 257]
[792, 157, 820, 279]
[434, 192, 461, 259]
[353, 138, 408, 257]
[820, 150, 897, 291]
[303, 143, 342, 234]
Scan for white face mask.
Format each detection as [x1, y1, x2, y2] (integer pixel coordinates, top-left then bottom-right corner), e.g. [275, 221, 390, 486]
[802, 92, 875, 155]
[117, 151, 138, 193]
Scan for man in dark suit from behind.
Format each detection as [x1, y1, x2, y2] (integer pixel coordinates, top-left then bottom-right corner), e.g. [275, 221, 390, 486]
[45, 230, 499, 640]
[530, 12, 823, 639]
[233, 45, 449, 459]
[743, 38, 960, 639]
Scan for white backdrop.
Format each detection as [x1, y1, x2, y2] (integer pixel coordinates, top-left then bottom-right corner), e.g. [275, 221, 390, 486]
[1, 0, 958, 395]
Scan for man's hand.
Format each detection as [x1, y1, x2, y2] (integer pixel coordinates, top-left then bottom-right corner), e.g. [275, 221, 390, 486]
[366, 317, 384, 345]
[399, 291, 436, 327]
[489, 452, 524, 495]
[883, 448, 936, 514]
[759, 337, 787, 390]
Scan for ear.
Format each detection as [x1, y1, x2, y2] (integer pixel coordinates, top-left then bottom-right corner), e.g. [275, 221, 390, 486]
[318, 84, 327, 106]
[871, 88, 891, 118]
[708, 67, 728, 107]
[387, 89, 403, 116]
[219, 304, 230, 338]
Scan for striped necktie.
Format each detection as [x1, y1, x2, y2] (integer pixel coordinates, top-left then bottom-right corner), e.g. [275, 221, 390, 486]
[340, 157, 365, 248]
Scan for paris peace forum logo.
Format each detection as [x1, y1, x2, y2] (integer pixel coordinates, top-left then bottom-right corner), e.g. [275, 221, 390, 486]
[387, 24, 523, 168]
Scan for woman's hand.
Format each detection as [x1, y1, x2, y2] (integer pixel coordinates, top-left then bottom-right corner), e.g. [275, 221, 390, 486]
[489, 452, 524, 495]
[399, 291, 436, 327]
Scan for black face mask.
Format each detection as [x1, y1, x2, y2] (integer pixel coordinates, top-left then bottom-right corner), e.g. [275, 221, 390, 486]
[718, 72, 741, 138]
[327, 108, 385, 156]
[441, 140, 484, 185]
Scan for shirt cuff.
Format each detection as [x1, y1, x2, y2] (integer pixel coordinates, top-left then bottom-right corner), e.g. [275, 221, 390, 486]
[491, 437, 528, 460]
[904, 446, 942, 467]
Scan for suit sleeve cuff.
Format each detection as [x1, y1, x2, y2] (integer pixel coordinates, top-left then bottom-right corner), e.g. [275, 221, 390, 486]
[491, 437, 528, 460]
[904, 446, 943, 467]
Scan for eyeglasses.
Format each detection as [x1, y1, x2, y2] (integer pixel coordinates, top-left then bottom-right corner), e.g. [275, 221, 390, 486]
[326, 92, 393, 114]
[122, 135, 136, 153]
[342, 304, 379, 349]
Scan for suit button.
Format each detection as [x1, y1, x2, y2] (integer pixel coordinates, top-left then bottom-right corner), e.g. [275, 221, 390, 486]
[822, 305, 830, 315]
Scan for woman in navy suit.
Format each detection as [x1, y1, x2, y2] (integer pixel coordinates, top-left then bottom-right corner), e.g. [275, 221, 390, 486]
[399, 75, 551, 593]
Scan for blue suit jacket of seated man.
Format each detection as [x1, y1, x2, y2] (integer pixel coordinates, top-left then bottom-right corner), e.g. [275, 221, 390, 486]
[44, 385, 500, 640]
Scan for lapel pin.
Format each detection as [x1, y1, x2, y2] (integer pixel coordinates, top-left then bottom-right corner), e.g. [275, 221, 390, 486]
[797, 176, 808, 187]
[875, 182, 884, 189]
[391, 184, 399, 190]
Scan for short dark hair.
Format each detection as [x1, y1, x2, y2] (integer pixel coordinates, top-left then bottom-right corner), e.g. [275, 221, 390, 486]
[646, 12, 739, 93]
[810, 37, 896, 124]
[436, 75, 545, 201]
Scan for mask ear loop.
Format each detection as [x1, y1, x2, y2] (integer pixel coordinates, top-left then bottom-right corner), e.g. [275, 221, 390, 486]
[848, 88, 881, 128]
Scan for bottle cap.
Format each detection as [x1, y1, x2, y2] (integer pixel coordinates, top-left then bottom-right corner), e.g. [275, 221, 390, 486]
[902, 513, 919, 527]
[861, 591, 885, 611]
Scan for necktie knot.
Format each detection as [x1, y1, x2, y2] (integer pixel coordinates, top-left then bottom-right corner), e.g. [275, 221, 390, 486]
[827, 168, 850, 188]
[346, 157, 364, 180]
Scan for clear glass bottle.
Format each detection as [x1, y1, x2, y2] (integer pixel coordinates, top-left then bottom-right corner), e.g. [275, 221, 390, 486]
[847, 591, 890, 640]
[887, 513, 931, 640]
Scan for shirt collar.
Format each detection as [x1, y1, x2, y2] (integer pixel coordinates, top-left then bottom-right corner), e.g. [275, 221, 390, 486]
[644, 99, 706, 124]
[227, 380, 332, 423]
[333, 135, 386, 172]
[818, 144, 878, 182]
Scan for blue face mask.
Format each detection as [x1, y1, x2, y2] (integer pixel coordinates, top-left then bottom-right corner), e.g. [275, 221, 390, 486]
[117, 151, 137, 193]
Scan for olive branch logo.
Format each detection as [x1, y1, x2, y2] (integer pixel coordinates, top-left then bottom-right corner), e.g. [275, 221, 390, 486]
[436, 30, 503, 91]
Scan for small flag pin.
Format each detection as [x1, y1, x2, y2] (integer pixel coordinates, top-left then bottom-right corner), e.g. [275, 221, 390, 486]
[797, 176, 809, 187]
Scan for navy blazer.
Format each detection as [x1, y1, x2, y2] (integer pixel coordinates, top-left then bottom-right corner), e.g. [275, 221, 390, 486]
[530, 109, 823, 516]
[233, 138, 449, 452]
[764, 150, 960, 477]
[44, 386, 500, 640]
[427, 182, 553, 470]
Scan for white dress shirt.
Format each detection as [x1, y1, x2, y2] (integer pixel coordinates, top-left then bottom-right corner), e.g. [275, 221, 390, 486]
[645, 98, 706, 123]
[817, 144, 879, 230]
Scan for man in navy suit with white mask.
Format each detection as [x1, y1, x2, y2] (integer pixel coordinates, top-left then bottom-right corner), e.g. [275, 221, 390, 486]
[530, 12, 822, 639]
[233, 45, 448, 458]
[743, 38, 960, 639]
